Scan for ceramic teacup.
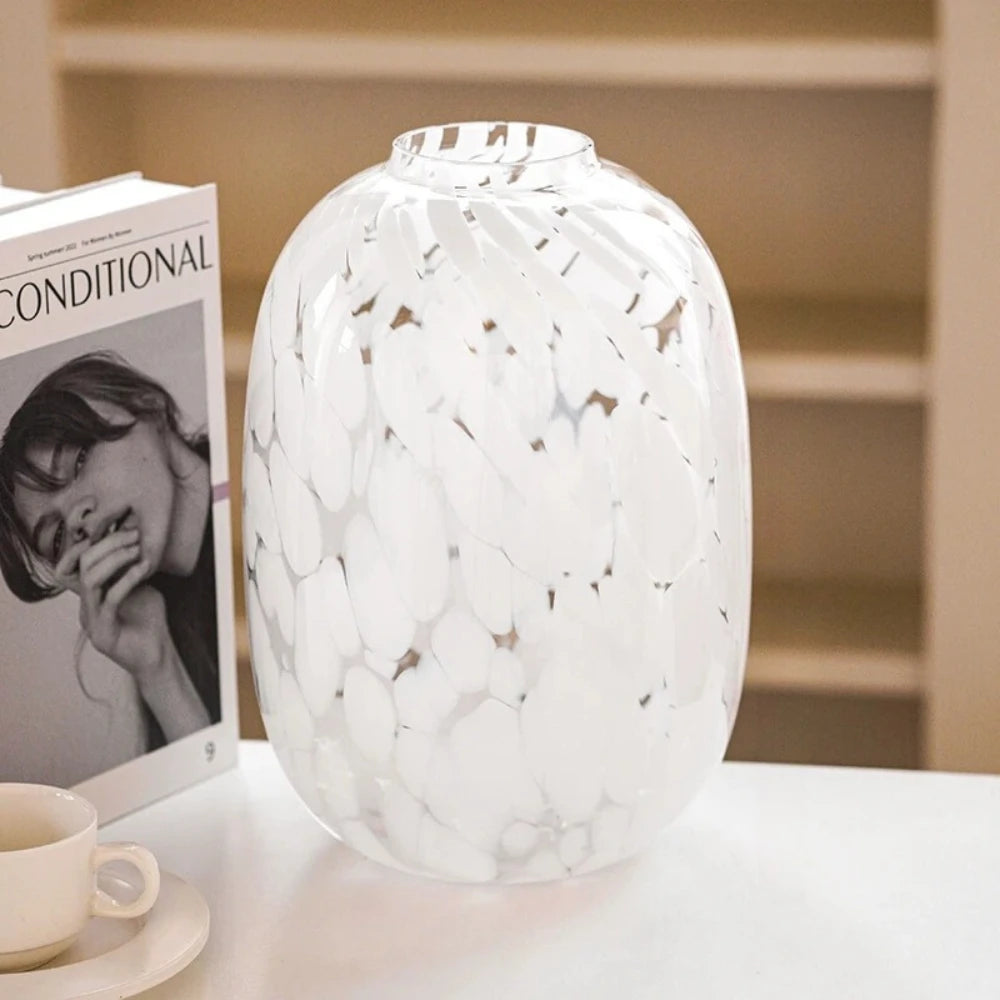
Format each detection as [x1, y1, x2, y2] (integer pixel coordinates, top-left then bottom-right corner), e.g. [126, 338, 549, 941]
[0, 783, 160, 972]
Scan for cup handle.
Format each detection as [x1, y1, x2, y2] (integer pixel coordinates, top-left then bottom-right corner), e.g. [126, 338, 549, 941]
[89, 842, 161, 920]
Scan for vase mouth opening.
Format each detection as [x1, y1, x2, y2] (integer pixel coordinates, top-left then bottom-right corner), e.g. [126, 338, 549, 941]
[388, 121, 599, 192]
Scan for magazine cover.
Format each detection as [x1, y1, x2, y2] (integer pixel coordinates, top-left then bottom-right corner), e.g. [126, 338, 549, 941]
[0, 181, 239, 822]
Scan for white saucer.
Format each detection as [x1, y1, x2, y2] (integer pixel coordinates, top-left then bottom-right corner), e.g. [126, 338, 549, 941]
[0, 870, 209, 1000]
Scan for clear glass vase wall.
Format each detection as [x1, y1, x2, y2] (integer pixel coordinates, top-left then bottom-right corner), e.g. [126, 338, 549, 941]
[243, 122, 752, 883]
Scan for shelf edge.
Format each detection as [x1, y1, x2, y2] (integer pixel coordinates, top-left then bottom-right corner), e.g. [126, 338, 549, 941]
[743, 354, 927, 402]
[224, 333, 252, 381]
[747, 645, 922, 697]
[57, 29, 936, 89]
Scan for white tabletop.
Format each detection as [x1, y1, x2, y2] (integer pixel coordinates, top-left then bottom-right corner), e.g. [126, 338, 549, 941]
[102, 741, 1000, 999]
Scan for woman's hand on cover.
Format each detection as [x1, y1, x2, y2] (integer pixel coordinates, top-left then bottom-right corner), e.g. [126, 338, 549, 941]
[62, 529, 210, 741]
[73, 529, 171, 685]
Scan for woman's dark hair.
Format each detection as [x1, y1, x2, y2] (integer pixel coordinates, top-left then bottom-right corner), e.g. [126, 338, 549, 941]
[0, 350, 188, 602]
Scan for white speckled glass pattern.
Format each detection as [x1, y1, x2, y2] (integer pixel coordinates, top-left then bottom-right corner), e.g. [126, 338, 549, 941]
[243, 122, 751, 883]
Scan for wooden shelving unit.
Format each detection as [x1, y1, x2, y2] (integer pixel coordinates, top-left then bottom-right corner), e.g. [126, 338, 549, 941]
[7, 0, 999, 770]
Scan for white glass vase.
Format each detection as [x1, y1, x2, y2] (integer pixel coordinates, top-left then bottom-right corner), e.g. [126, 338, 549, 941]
[243, 122, 751, 883]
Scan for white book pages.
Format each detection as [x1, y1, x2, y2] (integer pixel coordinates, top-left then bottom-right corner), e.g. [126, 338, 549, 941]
[0, 173, 147, 219]
[0, 186, 39, 209]
[0, 176, 185, 240]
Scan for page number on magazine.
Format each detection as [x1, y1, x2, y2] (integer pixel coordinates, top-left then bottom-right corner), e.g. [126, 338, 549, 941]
[205, 741, 216, 763]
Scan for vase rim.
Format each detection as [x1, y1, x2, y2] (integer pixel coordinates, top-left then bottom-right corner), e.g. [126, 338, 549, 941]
[387, 121, 600, 192]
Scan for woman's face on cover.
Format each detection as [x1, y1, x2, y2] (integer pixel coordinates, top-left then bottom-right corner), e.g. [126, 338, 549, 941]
[12, 399, 177, 587]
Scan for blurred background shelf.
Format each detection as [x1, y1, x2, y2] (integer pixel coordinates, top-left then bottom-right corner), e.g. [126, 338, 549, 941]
[221, 279, 261, 377]
[55, 0, 935, 89]
[55, 0, 935, 41]
[747, 579, 922, 697]
[7, 0, 999, 772]
[738, 296, 926, 402]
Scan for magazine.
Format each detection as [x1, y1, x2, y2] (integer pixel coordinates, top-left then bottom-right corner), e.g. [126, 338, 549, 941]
[0, 177, 238, 822]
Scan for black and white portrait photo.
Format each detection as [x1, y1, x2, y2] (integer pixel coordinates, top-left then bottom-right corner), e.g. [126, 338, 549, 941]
[0, 302, 222, 787]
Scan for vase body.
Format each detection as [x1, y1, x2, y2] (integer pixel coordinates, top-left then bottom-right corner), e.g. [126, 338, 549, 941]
[243, 122, 751, 883]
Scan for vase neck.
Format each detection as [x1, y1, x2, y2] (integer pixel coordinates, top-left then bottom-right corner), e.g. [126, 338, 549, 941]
[387, 122, 599, 194]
